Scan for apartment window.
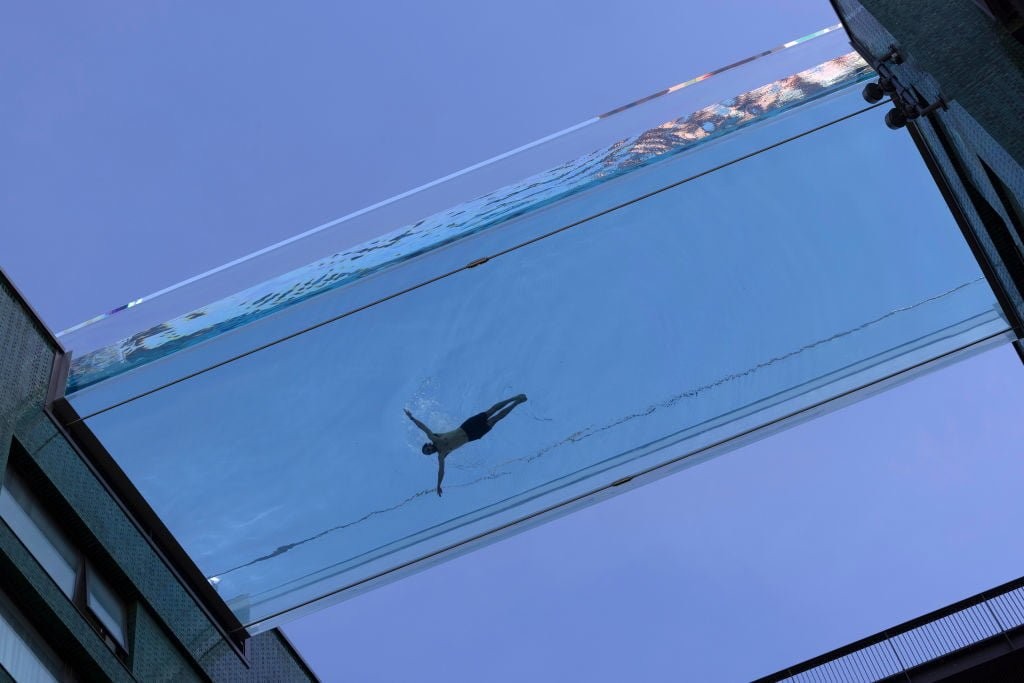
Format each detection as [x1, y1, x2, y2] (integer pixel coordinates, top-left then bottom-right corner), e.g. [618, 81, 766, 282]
[0, 466, 129, 657]
[0, 586, 70, 683]
[974, 0, 1024, 42]
[0, 470, 78, 598]
[981, 159, 1024, 241]
[85, 566, 126, 648]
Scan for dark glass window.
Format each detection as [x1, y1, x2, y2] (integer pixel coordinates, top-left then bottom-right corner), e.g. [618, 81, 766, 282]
[0, 471, 78, 598]
[0, 586, 70, 682]
[0, 466, 129, 656]
[85, 566, 127, 648]
[981, 159, 1024, 243]
[974, 0, 1024, 42]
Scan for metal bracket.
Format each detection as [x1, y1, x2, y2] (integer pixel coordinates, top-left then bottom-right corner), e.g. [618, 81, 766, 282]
[857, 43, 948, 129]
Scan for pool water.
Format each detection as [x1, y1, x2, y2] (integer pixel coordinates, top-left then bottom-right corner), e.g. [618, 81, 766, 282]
[68, 54, 1010, 631]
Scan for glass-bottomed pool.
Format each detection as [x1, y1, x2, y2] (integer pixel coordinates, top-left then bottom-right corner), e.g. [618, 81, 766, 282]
[60, 31, 1012, 631]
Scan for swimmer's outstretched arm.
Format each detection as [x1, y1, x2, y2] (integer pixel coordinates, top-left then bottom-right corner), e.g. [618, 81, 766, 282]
[436, 456, 446, 497]
[404, 409, 435, 439]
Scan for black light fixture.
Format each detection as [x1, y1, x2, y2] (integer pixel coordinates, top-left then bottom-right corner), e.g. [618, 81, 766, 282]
[866, 43, 946, 131]
[862, 81, 886, 103]
[885, 107, 908, 130]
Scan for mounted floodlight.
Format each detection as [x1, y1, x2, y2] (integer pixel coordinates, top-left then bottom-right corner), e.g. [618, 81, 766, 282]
[885, 107, 908, 129]
[862, 81, 885, 103]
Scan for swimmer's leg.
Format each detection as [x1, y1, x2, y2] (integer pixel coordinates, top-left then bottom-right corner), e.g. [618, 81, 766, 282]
[487, 394, 527, 426]
[485, 394, 527, 418]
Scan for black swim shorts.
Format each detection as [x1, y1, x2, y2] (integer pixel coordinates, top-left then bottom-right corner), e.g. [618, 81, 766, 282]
[460, 412, 492, 442]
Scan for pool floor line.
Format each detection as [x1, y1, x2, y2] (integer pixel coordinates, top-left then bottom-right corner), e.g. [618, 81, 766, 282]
[238, 328, 1013, 633]
[210, 299, 1000, 584]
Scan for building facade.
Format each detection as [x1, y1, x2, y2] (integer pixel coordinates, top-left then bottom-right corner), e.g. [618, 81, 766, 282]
[0, 271, 317, 682]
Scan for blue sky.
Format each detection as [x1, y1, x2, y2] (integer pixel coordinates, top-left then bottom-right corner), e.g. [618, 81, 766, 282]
[1, 0, 837, 330]
[4, 1, 1024, 681]
[284, 343, 1024, 681]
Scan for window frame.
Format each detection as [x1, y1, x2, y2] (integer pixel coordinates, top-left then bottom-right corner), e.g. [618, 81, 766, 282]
[0, 584, 75, 683]
[0, 463, 131, 661]
[974, 0, 1024, 41]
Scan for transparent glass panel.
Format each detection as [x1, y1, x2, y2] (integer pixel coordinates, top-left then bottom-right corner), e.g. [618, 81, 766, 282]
[85, 566, 127, 648]
[0, 471, 79, 599]
[0, 588, 62, 683]
[60, 26, 871, 389]
[76, 95, 1011, 630]
[66, 55, 875, 415]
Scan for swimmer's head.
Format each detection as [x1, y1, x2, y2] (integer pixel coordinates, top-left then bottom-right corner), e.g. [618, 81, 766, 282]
[422, 443, 437, 455]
